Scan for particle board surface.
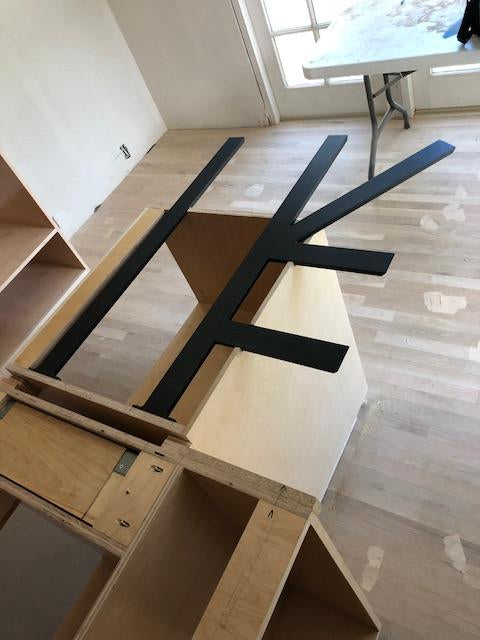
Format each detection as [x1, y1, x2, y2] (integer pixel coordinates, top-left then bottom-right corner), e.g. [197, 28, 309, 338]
[0, 403, 125, 517]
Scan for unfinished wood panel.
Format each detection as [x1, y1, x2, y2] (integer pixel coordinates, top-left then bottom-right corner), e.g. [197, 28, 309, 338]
[0, 383, 158, 456]
[8, 363, 187, 444]
[14, 207, 163, 370]
[167, 210, 283, 313]
[0, 225, 56, 293]
[0, 249, 85, 366]
[0, 474, 125, 558]
[161, 440, 319, 521]
[78, 471, 257, 640]
[0, 153, 86, 371]
[263, 517, 380, 639]
[193, 500, 308, 640]
[188, 233, 367, 500]
[37, 230, 86, 269]
[289, 518, 380, 629]
[0, 489, 17, 529]
[84, 454, 176, 546]
[53, 556, 118, 640]
[0, 403, 125, 517]
[264, 587, 379, 640]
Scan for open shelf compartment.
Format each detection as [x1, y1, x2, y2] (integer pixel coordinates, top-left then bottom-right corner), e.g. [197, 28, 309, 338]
[74, 463, 380, 640]
[0, 233, 85, 366]
[77, 468, 259, 639]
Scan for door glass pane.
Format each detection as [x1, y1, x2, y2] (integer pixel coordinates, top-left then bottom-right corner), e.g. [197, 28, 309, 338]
[313, 0, 354, 24]
[274, 31, 321, 87]
[263, 0, 310, 31]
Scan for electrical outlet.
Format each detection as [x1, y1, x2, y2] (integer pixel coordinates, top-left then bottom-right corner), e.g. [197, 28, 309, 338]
[120, 144, 131, 159]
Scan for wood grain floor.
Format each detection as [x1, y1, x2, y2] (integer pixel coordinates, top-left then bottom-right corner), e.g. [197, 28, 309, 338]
[69, 111, 480, 639]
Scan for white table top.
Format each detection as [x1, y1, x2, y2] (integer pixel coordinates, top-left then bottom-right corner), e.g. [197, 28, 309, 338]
[303, 0, 480, 79]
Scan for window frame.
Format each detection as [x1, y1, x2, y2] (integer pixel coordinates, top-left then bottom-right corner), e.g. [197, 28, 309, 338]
[261, 0, 362, 89]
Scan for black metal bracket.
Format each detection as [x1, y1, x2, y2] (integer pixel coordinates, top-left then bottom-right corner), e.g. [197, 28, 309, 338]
[364, 71, 416, 180]
[32, 135, 454, 420]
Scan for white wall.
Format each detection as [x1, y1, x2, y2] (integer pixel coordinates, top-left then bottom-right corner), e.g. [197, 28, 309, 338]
[0, 0, 166, 237]
[108, 0, 270, 129]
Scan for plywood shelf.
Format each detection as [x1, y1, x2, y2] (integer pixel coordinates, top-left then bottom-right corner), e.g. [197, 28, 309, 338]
[0, 150, 86, 369]
[0, 247, 85, 366]
[0, 223, 56, 294]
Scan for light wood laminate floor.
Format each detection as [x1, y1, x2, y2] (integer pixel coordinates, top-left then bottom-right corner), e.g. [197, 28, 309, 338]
[68, 112, 480, 639]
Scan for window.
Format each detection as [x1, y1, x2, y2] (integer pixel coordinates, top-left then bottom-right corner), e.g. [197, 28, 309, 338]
[431, 62, 480, 76]
[261, 0, 358, 87]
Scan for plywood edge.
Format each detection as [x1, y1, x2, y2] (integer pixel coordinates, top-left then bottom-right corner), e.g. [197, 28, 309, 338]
[0, 475, 125, 558]
[14, 207, 163, 369]
[0, 383, 160, 456]
[7, 363, 188, 444]
[0, 376, 21, 410]
[129, 302, 211, 407]
[188, 207, 272, 219]
[160, 440, 319, 519]
[193, 500, 309, 639]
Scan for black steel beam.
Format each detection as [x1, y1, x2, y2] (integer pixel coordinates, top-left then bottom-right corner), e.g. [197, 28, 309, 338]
[140, 136, 349, 416]
[292, 140, 454, 242]
[273, 244, 394, 276]
[31, 133, 455, 421]
[34, 137, 245, 377]
[140, 137, 454, 418]
[219, 321, 348, 373]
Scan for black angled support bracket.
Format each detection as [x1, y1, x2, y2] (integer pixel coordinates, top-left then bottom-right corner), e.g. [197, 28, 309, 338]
[33, 135, 455, 420]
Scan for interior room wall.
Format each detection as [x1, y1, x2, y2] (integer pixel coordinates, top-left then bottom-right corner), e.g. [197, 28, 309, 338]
[0, 0, 166, 238]
[108, 0, 270, 129]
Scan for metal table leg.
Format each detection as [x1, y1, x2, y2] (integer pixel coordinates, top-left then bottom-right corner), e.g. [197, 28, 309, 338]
[364, 71, 415, 180]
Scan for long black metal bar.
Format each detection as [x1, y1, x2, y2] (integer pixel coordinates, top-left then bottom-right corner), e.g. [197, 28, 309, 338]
[140, 135, 349, 416]
[274, 244, 394, 276]
[31, 132, 455, 421]
[34, 137, 245, 377]
[219, 321, 349, 373]
[140, 137, 454, 418]
[364, 72, 415, 180]
[292, 140, 454, 243]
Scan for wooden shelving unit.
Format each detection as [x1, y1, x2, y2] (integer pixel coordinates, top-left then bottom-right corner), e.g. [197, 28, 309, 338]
[0, 154, 86, 369]
[0, 203, 381, 638]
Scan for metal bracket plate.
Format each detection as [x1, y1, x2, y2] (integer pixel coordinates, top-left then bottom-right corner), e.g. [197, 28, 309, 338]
[113, 450, 138, 476]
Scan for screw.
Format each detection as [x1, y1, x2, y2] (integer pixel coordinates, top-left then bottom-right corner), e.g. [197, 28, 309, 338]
[151, 465, 164, 473]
